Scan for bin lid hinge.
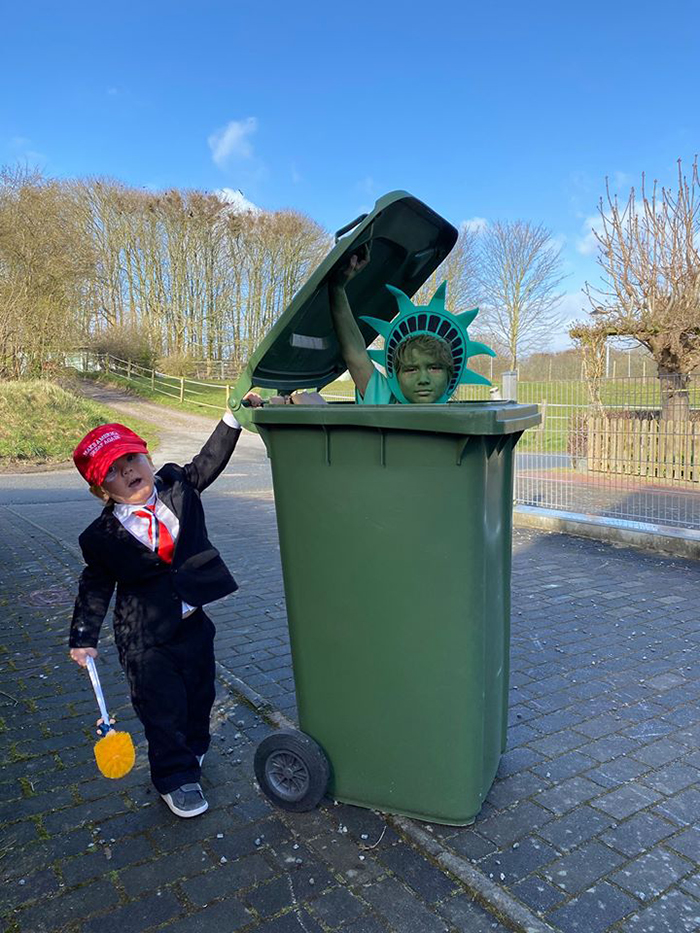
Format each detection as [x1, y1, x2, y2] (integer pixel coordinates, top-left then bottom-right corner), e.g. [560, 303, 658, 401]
[484, 435, 511, 459]
[456, 436, 472, 466]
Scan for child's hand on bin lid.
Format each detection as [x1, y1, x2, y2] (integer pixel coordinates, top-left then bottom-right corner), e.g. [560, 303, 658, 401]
[229, 390, 264, 411]
[330, 242, 371, 288]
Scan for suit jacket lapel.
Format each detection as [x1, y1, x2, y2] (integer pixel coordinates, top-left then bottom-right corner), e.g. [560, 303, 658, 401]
[156, 475, 182, 519]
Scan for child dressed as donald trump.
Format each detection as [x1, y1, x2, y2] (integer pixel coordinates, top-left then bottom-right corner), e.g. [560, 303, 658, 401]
[68, 395, 261, 817]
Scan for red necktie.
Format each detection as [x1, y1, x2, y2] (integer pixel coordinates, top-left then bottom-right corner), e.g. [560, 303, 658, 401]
[134, 504, 174, 564]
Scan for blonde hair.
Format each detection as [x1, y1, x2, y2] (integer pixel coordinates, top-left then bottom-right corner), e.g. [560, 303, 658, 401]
[394, 334, 454, 377]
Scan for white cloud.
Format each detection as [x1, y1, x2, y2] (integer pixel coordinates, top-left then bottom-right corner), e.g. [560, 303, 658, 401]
[208, 117, 258, 168]
[613, 170, 633, 189]
[576, 214, 603, 256]
[558, 290, 588, 324]
[461, 216, 488, 234]
[355, 176, 376, 197]
[216, 187, 261, 214]
[550, 232, 567, 252]
[548, 291, 590, 351]
[8, 135, 46, 167]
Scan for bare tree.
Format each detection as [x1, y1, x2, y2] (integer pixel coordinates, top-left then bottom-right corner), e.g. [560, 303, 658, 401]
[412, 224, 481, 312]
[478, 220, 566, 369]
[0, 166, 92, 377]
[223, 209, 329, 366]
[583, 158, 700, 418]
[1, 169, 330, 375]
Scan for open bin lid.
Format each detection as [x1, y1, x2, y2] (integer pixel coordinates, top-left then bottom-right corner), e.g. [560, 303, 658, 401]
[232, 191, 459, 410]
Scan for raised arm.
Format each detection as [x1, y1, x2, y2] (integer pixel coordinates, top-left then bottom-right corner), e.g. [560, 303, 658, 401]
[329, 248, 375, 398]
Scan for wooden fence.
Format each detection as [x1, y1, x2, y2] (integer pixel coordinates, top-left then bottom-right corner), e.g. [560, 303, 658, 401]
[587, 415, 700, 483]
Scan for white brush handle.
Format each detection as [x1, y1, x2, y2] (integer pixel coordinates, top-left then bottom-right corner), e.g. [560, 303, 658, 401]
[85, 656, 111, 728]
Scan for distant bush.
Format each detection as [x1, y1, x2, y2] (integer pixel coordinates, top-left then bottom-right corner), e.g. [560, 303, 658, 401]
[89, 325, 157, 369]
[156, 353, 198, 377]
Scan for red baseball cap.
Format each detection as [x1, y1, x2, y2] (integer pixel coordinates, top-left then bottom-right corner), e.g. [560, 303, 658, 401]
[73, 423, 149, 486]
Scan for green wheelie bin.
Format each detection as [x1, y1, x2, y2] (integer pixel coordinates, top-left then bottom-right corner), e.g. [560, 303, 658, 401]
[233, 192, 540, 825]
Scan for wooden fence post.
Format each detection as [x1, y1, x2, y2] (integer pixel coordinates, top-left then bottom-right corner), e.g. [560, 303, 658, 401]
[179, 377, 185, 403]
[151, 367, 155, 390]
[127, 360, 132, 381]
[225, 384, 231, 408]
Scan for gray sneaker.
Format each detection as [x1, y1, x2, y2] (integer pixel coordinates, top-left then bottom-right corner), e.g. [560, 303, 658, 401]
[160, 783, 208, 818]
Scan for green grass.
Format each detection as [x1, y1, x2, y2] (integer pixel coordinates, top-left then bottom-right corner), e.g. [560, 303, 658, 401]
[0, 380, 160, 466]
[515, 379, 700, 453]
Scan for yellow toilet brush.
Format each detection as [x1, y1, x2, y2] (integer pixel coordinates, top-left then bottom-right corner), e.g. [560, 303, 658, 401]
[86, 656, 135, 779]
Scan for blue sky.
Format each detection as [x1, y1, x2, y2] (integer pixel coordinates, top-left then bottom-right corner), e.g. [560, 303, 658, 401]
[2, 0, 699, 349]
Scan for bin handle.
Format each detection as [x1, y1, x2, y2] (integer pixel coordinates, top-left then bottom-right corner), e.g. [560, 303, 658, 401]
[334, 213, 368, 243]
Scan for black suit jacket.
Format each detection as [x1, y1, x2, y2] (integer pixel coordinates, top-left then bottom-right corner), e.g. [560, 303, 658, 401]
[69, 419, 241, 656]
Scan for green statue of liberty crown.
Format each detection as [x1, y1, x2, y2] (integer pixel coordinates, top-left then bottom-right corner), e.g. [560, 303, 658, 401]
[360, 282, 496, 404]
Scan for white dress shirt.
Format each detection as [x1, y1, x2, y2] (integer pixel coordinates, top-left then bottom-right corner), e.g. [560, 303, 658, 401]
[113, 490, 196, 617]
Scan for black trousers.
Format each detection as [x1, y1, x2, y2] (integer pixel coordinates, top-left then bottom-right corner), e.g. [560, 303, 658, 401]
[122, 610, 216, 794]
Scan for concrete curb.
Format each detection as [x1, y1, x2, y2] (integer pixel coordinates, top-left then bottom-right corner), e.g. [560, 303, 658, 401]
[216, 667, 558, 933]
[215, 661, 294, 731]
[215, 660, 272, 712]
[393, 817, 559, 933]
[514, 505, 700, 561]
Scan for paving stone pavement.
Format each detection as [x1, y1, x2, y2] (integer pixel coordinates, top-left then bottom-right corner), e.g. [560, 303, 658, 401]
[2, 392, 700, 933]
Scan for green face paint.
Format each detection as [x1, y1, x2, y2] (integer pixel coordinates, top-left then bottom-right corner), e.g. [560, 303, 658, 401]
[360, 282, 496, 404]
[396, 345, 450, 404]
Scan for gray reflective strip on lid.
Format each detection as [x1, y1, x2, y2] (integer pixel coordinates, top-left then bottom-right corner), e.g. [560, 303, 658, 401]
[290, 334, 329, 350]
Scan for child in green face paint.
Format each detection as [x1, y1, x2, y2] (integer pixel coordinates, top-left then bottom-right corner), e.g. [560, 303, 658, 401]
[329, 246, 494, 404]
[393, 335, 454, 404]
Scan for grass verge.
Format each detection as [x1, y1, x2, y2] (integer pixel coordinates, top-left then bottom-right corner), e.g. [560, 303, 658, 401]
[0, 380, 160, 468]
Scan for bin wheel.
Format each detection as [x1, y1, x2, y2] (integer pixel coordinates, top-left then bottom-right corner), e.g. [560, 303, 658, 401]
[254, 730, 330, 812]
